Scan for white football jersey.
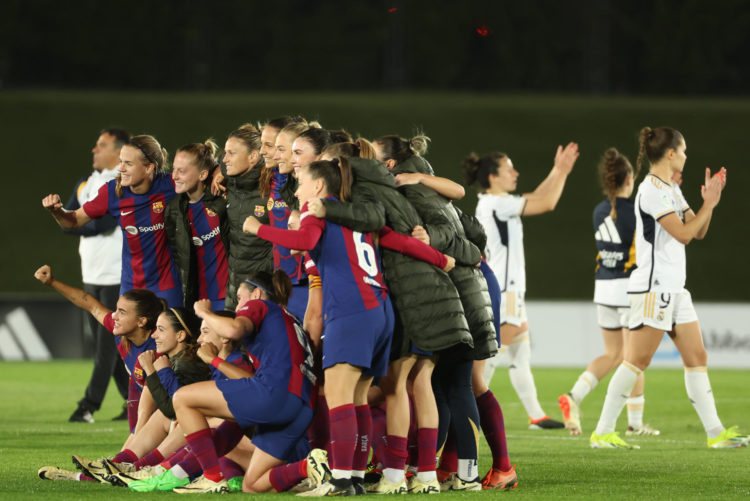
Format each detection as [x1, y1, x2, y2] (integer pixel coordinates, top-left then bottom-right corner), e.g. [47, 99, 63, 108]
[475, 193, 527, 293]
[628, 174, 691, 293]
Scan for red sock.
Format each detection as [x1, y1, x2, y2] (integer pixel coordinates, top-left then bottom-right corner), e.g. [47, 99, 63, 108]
[79, 473, 97, 482]
[439, 429, 457, 473]
[212, 421, 245, 456]
[219, 457, 244, 479]
[370, 404, 387, 466]
[177, 450, 202, 477]
[269, 459, 307, 492]
[353, 405, 371, 473]
[308, 395, 331, 450]
[161, 447, 190, 470]
[384, 435, 408, 471]
[185, 428, 223, 482]
[476, 390, 511, 471]
[133, 449, 164, 470]
[416, 428, 438, 472]
[328, 404, 357, 472]
[112, 448, 138, 464]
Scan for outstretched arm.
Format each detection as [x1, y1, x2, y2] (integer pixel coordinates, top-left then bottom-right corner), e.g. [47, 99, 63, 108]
[42, 194, 93, 229]
[197, 343, 254, 379]
[522, 142, 579, 216]
[194, 299, 254, 341]
[379, 226, 454, 271]
[33, 265, 110, 325]
[395, 172, 465, 200]
[245, 202, 326, 250]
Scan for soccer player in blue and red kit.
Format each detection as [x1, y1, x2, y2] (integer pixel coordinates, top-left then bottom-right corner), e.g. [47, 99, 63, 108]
[170, 270, 320, 494]
[33, 265, 162, 435]
[43, 135, 183, 307]
[258, 117, 310, 321]
[167, 140, 229, 310]
[244, 157, 454, 496]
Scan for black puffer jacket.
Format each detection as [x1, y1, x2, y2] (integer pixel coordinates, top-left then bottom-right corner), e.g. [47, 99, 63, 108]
[165, 192, 230, 308]
[323, 157, 473, 357]
[223, 163, 273, 310]
[391, 155, 497, 360]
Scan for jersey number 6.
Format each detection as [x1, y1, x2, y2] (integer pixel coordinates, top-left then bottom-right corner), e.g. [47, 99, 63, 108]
[352, 231, 378, 277]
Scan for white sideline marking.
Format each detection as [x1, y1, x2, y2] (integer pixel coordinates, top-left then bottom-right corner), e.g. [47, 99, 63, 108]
[506, 433, 702, 445]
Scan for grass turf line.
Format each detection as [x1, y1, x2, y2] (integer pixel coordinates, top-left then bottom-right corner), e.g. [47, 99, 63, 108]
[0, 361, 748, 499]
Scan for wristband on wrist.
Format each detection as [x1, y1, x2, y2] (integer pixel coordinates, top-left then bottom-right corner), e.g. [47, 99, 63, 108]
[211, 357, 223, 369]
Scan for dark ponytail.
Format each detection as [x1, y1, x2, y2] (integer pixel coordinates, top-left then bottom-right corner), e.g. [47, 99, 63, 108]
[374, 133, 431, 165]
[637, 126, 683, 175]
[297, 128, 332, 155]
[306, 157, 353, 202]
[244, 270, 292, 306]
[598, 148, 634, 221]
[322, 138, 377, 161]
[462, 152, 507, 191]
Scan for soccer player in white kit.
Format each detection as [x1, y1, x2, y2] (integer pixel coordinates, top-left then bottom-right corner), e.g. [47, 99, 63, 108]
[558, 148, 658, 436]
[590, 126, 748, 449]
[465, 143, 579, 429]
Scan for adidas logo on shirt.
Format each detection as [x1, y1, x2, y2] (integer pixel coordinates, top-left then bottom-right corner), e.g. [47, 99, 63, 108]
[595, 216, 622, 244]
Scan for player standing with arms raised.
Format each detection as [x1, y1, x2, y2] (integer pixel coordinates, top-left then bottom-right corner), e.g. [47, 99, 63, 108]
[589, 126, 746, 449]
[466, 144, 579, 429]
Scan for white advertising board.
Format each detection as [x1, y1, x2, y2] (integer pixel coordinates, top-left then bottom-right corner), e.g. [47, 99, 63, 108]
[523, 301, 750, 368]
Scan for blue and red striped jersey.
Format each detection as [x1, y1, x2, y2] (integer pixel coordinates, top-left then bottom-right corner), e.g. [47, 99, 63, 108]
[103, 312, 157, 390]
[267, 170, 306, 284]
[187, 199, 228, 304]
[83, 173, 181, 298]
[257, 198, 389, 322]
[236, 299, 315, 403]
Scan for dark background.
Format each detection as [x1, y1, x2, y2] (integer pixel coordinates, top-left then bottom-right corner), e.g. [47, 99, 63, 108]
[1, 0, 748, 301]
[2, 0, 749, 94]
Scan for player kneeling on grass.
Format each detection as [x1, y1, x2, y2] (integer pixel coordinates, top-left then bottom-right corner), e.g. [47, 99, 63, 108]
[33, 265, 161, 482]
[167, 270, 326, 494]
[125, 309, 257, 493]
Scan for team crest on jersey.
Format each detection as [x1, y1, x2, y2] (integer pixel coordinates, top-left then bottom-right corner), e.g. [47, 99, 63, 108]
[205, 208, 217, 218]
[254, 205, 265, 217]
[152, 201, 165, 214]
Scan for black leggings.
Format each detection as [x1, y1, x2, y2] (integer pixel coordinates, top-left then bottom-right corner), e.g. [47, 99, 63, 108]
[433, 355, 479, 461]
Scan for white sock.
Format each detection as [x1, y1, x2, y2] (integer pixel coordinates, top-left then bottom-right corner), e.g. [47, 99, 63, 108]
[456, 459, 478, 482]
[171, 465, 189, 480]
[416, 471, 437, 482]
[332, 468, 352, 480]
[627, 395, 645, 428]
[351, 470, 365, 479]
[483, 347, 506, 386]
[508, 333, 545, 420]
[594, 362, 641, 435]
[684, 366, 723, 437]
[570, 371, 599, 404]
[383, 467, 404, 484]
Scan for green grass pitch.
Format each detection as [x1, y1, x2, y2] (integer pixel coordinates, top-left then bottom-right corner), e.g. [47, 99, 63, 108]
[0, 361, 748, 499]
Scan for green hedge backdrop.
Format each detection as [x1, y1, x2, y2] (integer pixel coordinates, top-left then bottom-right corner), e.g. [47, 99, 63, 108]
[2, 91, 747, 300]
